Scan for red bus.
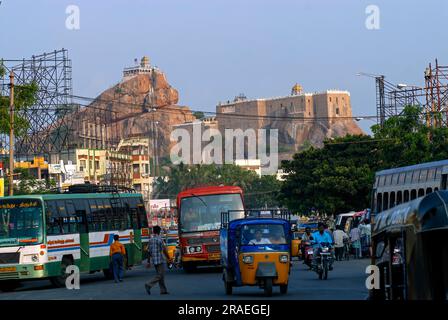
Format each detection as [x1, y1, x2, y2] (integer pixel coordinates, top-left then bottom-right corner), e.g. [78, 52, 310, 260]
[176, 186, 244, 272]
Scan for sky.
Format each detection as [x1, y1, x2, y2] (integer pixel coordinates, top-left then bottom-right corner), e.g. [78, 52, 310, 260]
[1, 0, 448, 133]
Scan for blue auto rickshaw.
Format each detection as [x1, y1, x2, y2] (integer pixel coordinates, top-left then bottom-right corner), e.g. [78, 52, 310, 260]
[220, 209, 292, 296]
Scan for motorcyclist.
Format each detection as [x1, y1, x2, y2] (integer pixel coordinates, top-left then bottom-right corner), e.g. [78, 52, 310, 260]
[300, 227, 314, 261]
[311, 222, 334, 270]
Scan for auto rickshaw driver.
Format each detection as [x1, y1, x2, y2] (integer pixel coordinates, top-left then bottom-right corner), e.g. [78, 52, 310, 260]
[249, 229, 271, 245]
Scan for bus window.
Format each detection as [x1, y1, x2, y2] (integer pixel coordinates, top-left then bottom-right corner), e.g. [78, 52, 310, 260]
[404, 190, 410, 202]
[45, 200, 62, 235]
[383, 192, 389, 210]
[418, 189, 425, 197]
[101, 199, 113, 230]
[397, 191, 402, 205]
[399, 173, 405, 185]
[73, 199, 89, 233]
[405, 172, 412, 184]
[380, 176, 385, 186]
[411, 189, 417, 200]
[65, 200, 78, 233]
[419, 170, 428, 182]
[88, 199, 100, 232]
[390, 192, 396, 208]
[377, 193, 383, 213]
[127, 197, 139, 229]
[137, 197, 148, 228]
[426, 187, 432, 195]
[392, 174, 399, 185]
[412, 171, 420, 184]
[56, 200, 70, 234]
[428, 169, 435, 181]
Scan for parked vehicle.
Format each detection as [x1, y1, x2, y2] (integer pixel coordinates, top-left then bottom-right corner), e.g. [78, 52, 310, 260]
[370, 190, 448, 300]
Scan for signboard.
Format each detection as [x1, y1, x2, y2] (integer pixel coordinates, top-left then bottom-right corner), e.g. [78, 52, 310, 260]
[149, 199, 170, 211]
[48, 164, 62, 174]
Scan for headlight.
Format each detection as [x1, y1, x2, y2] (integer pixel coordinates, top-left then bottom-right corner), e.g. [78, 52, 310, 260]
[279, 254, 289, 263]
[188, 246, 195, 253]
[23, 254, 39, 263]
[242, 255, 253, 264]
[195, 246, 202, 253]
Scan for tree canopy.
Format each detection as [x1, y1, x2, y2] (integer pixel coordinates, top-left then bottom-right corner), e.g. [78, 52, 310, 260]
[153, 163, 281, 208]
[0, 64, 38, 136]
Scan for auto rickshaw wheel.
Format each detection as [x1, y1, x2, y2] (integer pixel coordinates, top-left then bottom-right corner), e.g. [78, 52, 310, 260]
[280, 284, 288, 294]
[264, 278, 273, 297]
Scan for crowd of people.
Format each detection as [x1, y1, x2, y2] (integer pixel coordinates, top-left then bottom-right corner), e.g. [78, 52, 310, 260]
[300, 219, 372, 262]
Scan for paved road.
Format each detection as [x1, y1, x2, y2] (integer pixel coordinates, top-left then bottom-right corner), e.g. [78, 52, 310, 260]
[0, 258, 370, 300]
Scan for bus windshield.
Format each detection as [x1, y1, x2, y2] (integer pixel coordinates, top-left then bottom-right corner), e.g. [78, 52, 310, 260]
[0, 199, 44, 246]
[180, 193, 244, 232]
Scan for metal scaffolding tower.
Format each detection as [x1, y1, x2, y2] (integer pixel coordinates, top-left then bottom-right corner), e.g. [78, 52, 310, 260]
[374, 59, 448, 128]
[0, 49, 74, 160]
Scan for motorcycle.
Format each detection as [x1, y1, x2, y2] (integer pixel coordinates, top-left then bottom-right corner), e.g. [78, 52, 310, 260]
[302, 241, 314, 269]
[313, 242, 333, 280]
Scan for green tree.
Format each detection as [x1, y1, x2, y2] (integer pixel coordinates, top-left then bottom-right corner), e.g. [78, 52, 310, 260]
[193, 111, 205, 120]
[153, 163, 281, 207]
[0, 64, 38, 136]
[280, 135, 379, 215]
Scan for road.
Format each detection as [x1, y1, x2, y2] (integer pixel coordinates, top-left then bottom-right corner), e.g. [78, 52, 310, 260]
[0, 258, 370, 300]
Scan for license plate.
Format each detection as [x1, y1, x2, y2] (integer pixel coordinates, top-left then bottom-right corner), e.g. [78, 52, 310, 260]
[307, 250, 314, 254]
[209, 253, 220, 260]
[0, 266, 16, 272]
[320, 252, 331, 255]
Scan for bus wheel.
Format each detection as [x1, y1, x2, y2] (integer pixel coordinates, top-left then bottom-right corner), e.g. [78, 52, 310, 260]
[264, 278, 273, 297]
[50, 256, 73, 288]
[0, 280, 20, 292]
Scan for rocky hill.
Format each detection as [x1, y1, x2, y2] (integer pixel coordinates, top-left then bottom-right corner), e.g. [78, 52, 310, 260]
[69, 67, 195, 158]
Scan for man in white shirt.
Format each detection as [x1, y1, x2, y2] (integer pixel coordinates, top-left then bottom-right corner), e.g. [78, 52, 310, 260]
[333, 226, 349, 261]
[249, 230, 272, 245]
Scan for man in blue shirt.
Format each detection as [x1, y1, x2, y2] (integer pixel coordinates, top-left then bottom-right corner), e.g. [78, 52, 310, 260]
[312, 222, 335, 270]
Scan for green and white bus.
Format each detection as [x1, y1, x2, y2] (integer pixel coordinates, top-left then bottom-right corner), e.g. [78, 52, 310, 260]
[0, 190, 150, 291]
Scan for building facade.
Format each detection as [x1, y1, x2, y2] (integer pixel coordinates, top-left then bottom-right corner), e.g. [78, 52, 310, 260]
[116, 137, 153, 206]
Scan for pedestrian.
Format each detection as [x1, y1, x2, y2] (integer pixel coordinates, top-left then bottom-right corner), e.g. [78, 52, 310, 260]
[109, 234, 126, 283]
[349, 223, 362, 259]
[145, 225, 170, 295]
[333, 226, 349, 261]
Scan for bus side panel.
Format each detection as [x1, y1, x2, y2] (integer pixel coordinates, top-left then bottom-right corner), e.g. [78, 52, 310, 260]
[47, 234, 81, 275]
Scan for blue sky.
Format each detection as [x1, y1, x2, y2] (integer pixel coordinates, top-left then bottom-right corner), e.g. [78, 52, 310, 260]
[1, 0, 448, 133]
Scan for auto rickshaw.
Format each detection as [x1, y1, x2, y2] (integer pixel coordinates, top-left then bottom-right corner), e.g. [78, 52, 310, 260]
[370, 190, 448, 300]
[220, 209, 292, 297]
[164, 235, 179, 262]
[291, 230, 301, 258]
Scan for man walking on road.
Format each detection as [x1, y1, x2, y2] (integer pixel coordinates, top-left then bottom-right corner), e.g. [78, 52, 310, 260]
[109, 234, 126, 283]
[333, 226, 348, 261]
[145, 225, 170, 295]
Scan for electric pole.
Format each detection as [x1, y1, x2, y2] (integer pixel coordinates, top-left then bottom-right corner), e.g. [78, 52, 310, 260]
[8, 71, 14, 196]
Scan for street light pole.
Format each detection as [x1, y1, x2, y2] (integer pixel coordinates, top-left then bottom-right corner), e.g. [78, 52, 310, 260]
[8, 71, 14, 196]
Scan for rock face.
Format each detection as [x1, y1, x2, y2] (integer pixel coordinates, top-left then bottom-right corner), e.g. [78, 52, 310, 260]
[69, 68, 195, 158]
